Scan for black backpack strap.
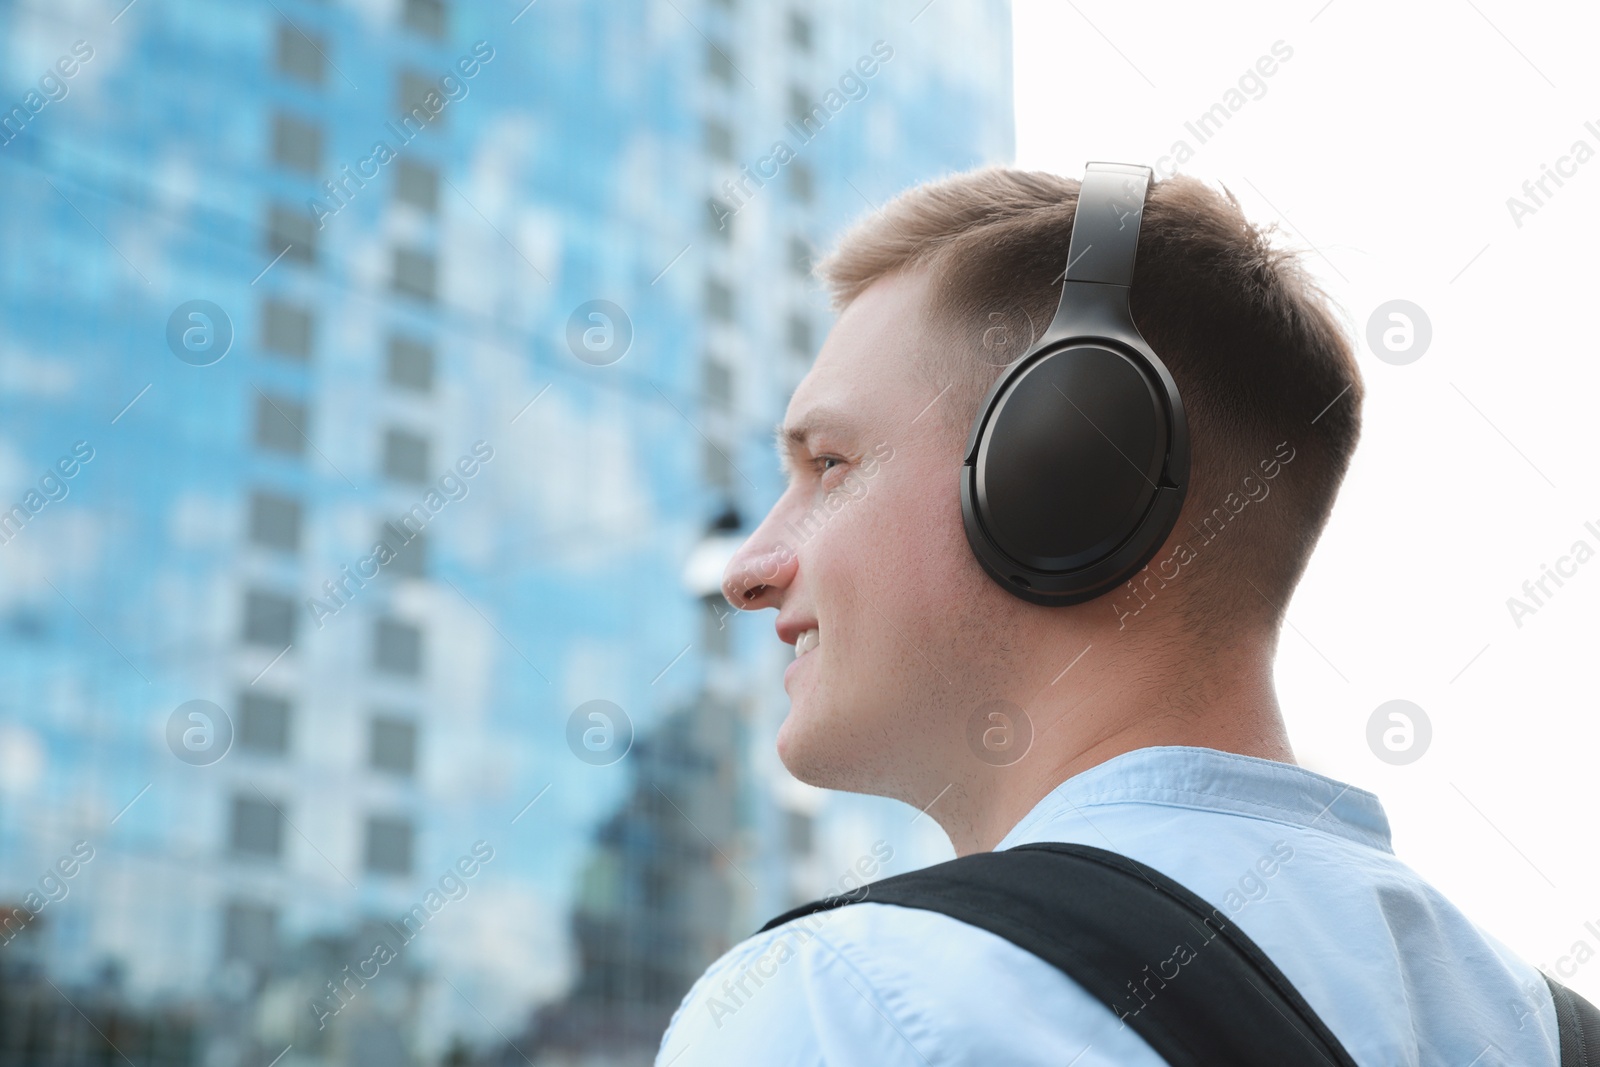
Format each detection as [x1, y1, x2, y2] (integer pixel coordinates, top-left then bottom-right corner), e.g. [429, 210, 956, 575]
[760, 841, 1357, 1067]
[1547, 971, 1600, 1066]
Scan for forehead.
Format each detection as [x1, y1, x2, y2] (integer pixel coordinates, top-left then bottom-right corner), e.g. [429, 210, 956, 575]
[783, 270, 933, 434]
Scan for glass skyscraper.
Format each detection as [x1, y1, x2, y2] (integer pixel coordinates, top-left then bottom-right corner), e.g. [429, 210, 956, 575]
[0, 0, 1013, 1062]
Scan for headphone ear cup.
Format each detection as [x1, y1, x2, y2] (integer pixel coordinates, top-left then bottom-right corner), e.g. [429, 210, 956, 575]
[960, 161, 1186, 606]
[962, 340, 1183, 604]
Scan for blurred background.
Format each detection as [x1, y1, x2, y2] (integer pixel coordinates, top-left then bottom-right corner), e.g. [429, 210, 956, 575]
[0, 0, 1009, 1063]
[1, 0, 1597, 1064]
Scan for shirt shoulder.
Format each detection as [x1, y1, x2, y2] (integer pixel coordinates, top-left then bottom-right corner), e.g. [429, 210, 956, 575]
[656, 900, 1168, 1067]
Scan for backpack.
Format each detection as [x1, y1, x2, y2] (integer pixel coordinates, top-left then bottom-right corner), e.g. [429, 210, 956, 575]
[760, 842, 1600, 1066]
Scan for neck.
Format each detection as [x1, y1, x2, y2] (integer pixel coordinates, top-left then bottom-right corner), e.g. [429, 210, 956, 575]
[935, 631, 1294, 857]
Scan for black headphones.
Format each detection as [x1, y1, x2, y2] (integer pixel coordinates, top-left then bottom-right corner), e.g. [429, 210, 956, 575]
[960, 162, 1190, 606]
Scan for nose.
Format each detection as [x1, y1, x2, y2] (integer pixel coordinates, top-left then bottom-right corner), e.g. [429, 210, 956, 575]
[721, 525, 798, 613]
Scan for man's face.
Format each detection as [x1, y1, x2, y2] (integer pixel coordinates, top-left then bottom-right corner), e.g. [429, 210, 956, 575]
[720, 270, 1033, 801]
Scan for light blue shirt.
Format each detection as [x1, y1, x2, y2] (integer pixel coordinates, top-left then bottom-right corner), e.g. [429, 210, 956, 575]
[656, 746, 1562, 1066]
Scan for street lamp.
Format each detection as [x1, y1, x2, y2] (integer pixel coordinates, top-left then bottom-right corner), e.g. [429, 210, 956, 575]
[681, 504, 744, 602]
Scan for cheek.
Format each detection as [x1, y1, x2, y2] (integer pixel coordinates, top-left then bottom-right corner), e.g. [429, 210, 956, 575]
[879, 474, 986, 597]
[828, 483, 967, 639]
[800, 454, 979, 631]
[822, 479, 930, 574]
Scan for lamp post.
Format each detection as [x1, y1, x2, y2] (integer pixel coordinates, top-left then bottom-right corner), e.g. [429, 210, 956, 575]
[681, 503, 743, 604]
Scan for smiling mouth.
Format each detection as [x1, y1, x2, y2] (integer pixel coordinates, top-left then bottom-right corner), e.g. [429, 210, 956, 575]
[795, 628, 819, 659]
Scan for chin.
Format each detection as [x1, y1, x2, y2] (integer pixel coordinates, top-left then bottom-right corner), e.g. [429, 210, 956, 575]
[774, 710, 827, 785]
[774, 692, 896, 797]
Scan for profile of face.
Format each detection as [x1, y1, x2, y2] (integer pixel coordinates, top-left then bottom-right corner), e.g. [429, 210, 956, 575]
[720, 270, 1037, 802]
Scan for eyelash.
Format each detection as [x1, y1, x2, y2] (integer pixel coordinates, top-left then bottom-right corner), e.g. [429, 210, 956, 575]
[813, 455, 843, 477]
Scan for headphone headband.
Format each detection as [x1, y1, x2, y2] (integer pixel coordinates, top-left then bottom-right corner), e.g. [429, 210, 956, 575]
[1062, 162, 1152, 288]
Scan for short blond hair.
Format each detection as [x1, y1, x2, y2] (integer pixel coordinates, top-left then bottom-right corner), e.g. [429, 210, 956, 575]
[815, 166, 1364, 634]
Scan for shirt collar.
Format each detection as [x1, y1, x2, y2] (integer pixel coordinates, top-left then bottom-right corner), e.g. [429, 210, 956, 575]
[993, 745, 1393, 854]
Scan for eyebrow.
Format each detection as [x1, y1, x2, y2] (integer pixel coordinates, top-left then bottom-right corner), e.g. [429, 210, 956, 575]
[773, 406, 859, 477]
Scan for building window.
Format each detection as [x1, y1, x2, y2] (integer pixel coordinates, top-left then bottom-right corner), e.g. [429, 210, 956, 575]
[706, 197, 733, 242]
[402, 0, 447, 38]
[787, 85, 813, 124]
[270, 112, 322, 175]
[369, 715, 418, 776]
[703, 119, 734, 163]
[274, 23, 325, 86]
[786, 11, 813, 51]
[387, 335, 435, 392]
[397, 70, 445, 130]
[393, 246, 438, 301]
[364, 815, 414, 875]
[266, 203, 317, 264]
[706, 41, 736, 84]
[786, 808, 814, 854]
[229, 794, 284, 858]
[642, 867, 668, 909]
[786, 313, 812, 356]
[382, 427, 430, 483]
[238, 692, 291, 755]
[261, 298, 313, 360]
[247, 490, 301, 552]
[788, 162, 814, 204]
[704, 357, 732, 410]
[385, 524, 426, 578]
[703, 598, 731, 656]
[705, 277, 734, 322]
[395, 159, 440, 213]
[374, 617, 422, 676]
[705, 437, 734, 489]
[253, 392, 308, 455]
[221, 900, 278, 966]
[787, 235, 811, 276]
[242, 589, 296, 647]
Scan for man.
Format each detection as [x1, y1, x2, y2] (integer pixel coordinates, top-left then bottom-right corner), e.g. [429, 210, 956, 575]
[655, 167, 1561, 1064]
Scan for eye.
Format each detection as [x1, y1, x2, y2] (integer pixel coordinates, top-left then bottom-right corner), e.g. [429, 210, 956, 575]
[814, 455, 843, 476]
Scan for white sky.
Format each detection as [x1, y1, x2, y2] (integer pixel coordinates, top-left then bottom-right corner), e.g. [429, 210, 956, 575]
[1013, 0, 1600, 999]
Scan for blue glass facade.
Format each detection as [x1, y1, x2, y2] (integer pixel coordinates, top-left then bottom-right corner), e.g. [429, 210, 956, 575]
[0, 0, 1012, 1061]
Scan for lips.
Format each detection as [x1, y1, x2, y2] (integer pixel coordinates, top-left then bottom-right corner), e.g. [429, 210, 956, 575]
[784, 633, 819, 694]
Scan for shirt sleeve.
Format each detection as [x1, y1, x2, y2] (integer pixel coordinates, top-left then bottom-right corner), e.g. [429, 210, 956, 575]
[657, 903, 1172, 1067]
